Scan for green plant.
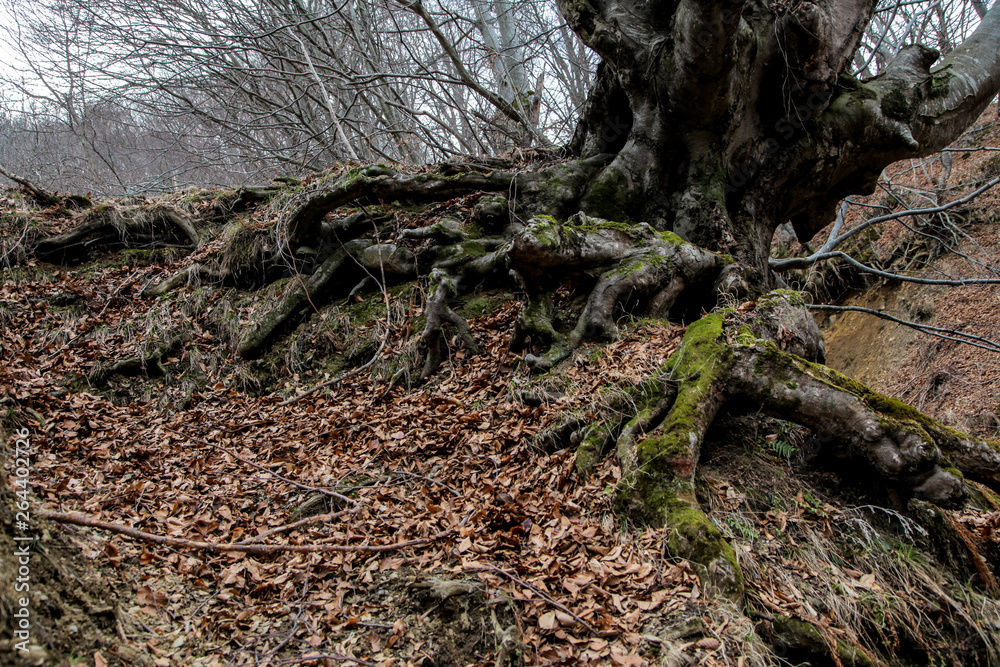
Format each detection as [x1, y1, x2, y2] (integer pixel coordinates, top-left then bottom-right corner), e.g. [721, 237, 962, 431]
[763, 420, 801, 459]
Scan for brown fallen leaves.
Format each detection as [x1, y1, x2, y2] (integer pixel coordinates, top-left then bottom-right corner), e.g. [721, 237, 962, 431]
[1, 261, 731, 665]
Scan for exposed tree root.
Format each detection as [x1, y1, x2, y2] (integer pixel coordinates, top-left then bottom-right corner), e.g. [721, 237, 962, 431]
[283, 165, 516, 252]
[508, 214, 724, 370]
[419, 269, 480, 379]
[280, 157, 610, 254]
[142, 263, 225, 297]
[560, 291, 1000, 598]
[0, 164, 68, 208]
[34, 204, 201, 262]
[89, 335, 188, 384]
[238, 243, 365, 358]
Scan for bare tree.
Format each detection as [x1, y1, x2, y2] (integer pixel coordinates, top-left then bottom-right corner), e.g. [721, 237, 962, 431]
[0, 0, 595, 194]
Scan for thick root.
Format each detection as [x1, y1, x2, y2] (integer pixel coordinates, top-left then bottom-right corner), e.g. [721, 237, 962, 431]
[507, 213, 723, 369]
[89, 335, 188, 384]
[238, 244, 360, 358]
[581, 290, 1000, 599]
[283, 166, 515, 252]
[34, 205, 201, 263]
[419, 269, 480, 380]
[143, 263, 224, 297]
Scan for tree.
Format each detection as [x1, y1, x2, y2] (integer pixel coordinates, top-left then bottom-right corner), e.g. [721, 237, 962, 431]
[25, 0, 1000, 609]
[0, 0, 594, 193]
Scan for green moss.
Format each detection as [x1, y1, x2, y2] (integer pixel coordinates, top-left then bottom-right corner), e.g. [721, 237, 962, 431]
[759, 289, 805, 308]
[623, 480, 744, 596]
[582, 168, 631, 221]
[643, 314, 732, 464]
[464, 221, 485, 239]
[750, 343, 804, 411]
[617, 313, 736, 532]
[576, 423, 611, 474]
[772, 617, 874, 666]
[459, 240, 488, 258]
[929, 70, 954, 99]
[839, 73, 879, 102]
[458, 291, 510, 319]
[526, 215, 565, 248]
[793, 356, 1000, 460]
[345, 295, 387, 327]
[735, 324, 757, 347]
[880, 86, 912, 122]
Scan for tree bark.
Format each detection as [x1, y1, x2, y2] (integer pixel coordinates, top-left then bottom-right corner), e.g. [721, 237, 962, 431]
[556, 0, 1000, 287]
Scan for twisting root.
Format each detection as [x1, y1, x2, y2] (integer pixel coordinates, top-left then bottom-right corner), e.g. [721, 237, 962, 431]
[419, 269, 480, 380]
[507, 213, 723, 370]
[569, 291, 1000, 599]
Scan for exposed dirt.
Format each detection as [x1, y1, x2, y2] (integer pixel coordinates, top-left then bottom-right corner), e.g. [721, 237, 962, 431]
[0, 427, 151, 666]
[822, 108, 1000, 437]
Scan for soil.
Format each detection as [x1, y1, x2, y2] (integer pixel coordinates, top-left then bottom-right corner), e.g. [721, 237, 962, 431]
[0, 427, 151, 666]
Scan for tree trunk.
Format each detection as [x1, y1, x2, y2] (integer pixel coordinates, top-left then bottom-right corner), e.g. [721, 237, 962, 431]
[560, 0, 1000, 288]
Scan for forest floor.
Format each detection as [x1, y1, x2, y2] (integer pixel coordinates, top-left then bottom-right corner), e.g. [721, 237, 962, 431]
[2, 110, 1000, 667]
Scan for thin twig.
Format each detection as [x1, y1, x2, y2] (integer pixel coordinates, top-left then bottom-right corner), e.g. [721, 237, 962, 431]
[771, 177, 1000, 270]
[808, 304, 1000, 353]
[237, 508, 358, 545]
[39, 509, 457, 555]
[465, 564, 602, 636]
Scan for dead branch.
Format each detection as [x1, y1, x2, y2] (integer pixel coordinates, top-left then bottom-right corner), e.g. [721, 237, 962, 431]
[0, 162, 63, 207]
[38, 509, 457, 555]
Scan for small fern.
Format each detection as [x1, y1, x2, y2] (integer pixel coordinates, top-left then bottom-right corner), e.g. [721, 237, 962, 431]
[765, 435, 799, 459]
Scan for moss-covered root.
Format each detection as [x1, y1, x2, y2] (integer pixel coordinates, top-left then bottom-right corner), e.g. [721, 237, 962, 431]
[727, 291, 1000, 502]
[769, 616, 875, 667]
[615, 313, 744, 598]
[34, 205, 200, 263]
[419, 269, 480, 380]
[282, 166, 515, 253]
[238, 245, 355, 359]
[89, 335, 188, 385]
[730, 342, 1000, 505]
[509, 213, 722, 370]
[143, 263, 224, 297]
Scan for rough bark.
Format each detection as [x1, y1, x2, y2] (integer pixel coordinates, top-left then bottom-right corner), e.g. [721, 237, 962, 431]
[418, 269, 481, 380]
[559, 0, 1000, 284]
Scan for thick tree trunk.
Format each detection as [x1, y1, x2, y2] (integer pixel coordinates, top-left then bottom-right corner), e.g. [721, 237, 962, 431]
[560, 0, 1000, 289]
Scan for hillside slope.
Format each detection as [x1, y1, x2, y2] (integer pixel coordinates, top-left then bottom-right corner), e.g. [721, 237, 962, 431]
[2, 117, 1000, 667]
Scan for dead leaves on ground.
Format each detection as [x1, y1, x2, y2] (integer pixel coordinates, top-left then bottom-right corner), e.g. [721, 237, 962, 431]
[1, 263, 729, 665]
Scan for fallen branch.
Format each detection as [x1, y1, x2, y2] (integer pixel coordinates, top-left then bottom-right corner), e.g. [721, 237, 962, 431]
[465, 564, 603, 637]
[0, 163, 62, 207]
[39, 509, 456, 555]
